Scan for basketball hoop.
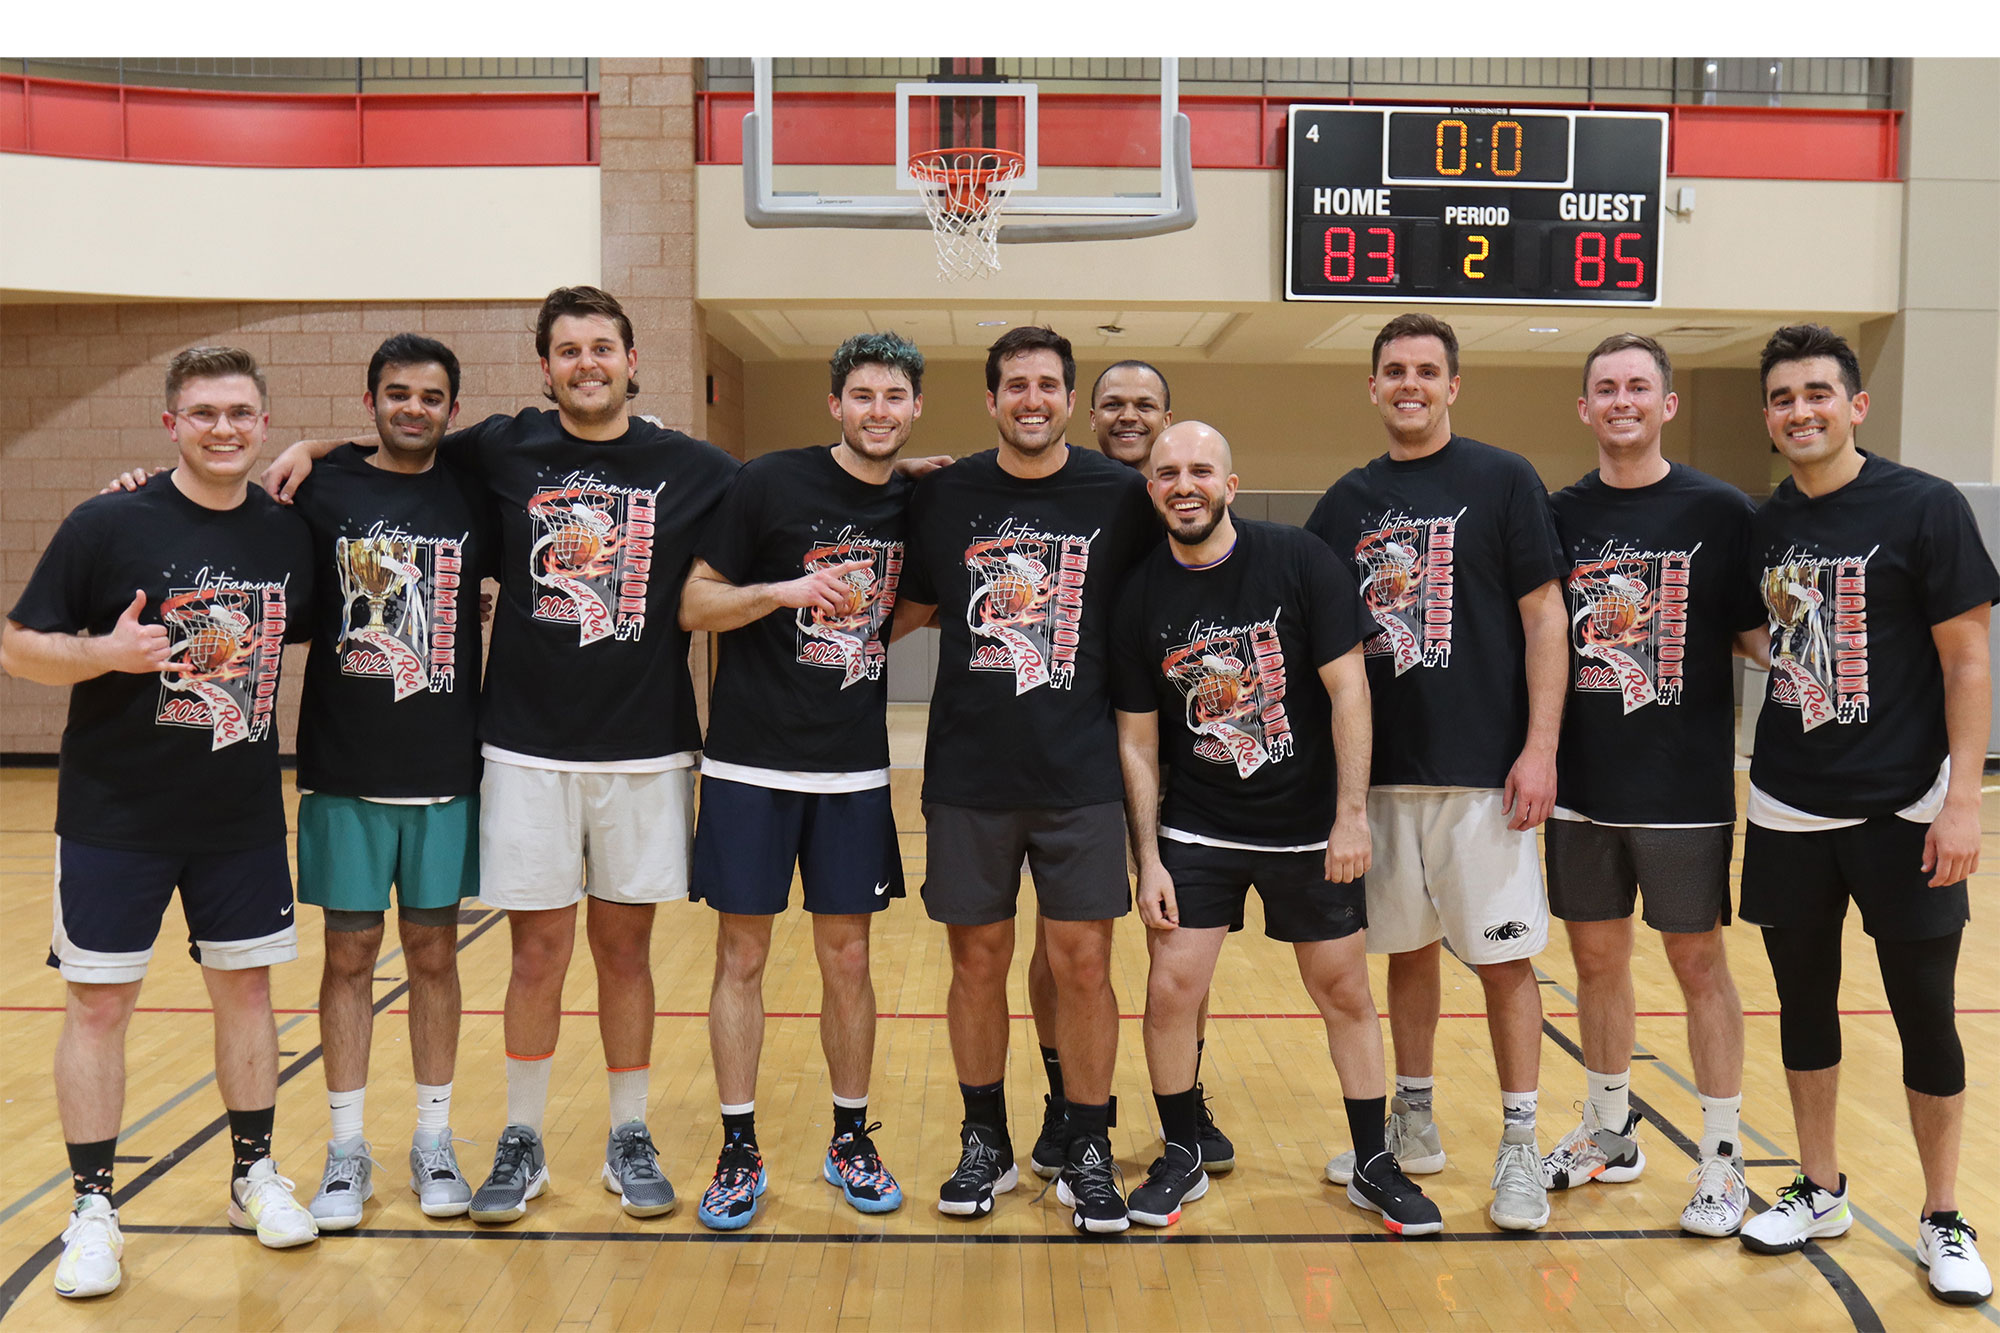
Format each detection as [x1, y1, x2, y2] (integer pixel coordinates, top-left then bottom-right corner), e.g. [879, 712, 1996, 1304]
[908, 149, 1026, 281]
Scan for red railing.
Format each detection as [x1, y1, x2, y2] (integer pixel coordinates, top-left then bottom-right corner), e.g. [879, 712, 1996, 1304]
[0, 74, 598, 167]
[699, 91, 1901, 182]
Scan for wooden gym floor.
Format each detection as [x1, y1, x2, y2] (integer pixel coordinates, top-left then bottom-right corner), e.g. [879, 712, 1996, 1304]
[0, 733, 1995, 1331]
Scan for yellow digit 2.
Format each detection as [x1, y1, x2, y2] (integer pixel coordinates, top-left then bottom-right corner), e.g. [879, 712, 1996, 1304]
[1463, 234, 1490, 279]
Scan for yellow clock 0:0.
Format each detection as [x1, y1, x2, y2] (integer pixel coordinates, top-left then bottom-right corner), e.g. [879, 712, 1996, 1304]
[1434, 117, 1527, 178]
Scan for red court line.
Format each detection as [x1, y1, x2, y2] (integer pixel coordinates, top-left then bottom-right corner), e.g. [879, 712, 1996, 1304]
[5, 1005, 1996, 1018]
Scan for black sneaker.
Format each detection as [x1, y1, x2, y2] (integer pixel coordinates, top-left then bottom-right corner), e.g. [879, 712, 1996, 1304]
[1030, 1094, 1069, 1180]
[1347, 1150, 1444, 1236]
[1126, 1143, 1208, 1227]
[1055, 1131, 1129, 1234]
[937, 1122, 1017, 1219]
[1195, 1083, 1235, 1174]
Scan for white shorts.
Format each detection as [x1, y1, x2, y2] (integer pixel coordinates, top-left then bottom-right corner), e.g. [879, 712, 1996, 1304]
[477, 761, 695, 910]
[1363, 788, 1548, 963]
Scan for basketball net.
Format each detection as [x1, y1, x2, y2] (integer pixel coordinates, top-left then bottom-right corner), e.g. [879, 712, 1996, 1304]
[909, 149, 1025, 281]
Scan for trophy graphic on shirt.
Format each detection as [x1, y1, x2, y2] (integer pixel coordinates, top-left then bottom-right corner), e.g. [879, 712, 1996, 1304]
[1761, 559, 1835, 730]
[336, 534, 429, 700]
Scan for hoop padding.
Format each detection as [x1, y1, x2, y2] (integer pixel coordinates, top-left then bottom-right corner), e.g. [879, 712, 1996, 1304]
[908, 149, 1026, 281]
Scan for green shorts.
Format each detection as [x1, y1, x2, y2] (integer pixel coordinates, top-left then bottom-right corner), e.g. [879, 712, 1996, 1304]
[297, 793, 479, 913]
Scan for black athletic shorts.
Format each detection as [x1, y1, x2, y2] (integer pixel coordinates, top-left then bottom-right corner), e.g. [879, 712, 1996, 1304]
[1740, 817, 1969, 942]
[49, 836, 298, 984]
[1158, 836, 1365, 943]
[1544, 818, 1733, 933]
[920, 802, 1130, 926]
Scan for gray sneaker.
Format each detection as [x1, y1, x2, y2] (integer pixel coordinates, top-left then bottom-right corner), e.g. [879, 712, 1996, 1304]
[409, 1128, 473, 1219]
[1490, 1123, 1550, 1230]
[603, 1120, 677, 1218]
[308, 1139, 374, 1231]
[468, 1125, 548, 1224]
[1325, 1096, 1446, 1185]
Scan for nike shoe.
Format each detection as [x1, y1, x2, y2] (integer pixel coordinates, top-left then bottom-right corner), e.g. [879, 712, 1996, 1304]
[308, 1138, 375, 1231]
[697, 1137, 766, 1230]
[229, 1158, 320, 1248]
[1195, 1083, 1235, 1175]
[1679, 1142, 1748, 1237]
[1347, 1151, 1444, 1236]
[1030, 1094, 1069, 1181]
[1542, 1108, 1644, 1190]
[1055, 1131, 1129, 1234]
[1741, 1173, 1851, 1254]
[52, 1195, 122, 1299]
[1126, 1143, 1208, 1227]
[408, 1128, 473, 1219]
[1918, 1212, 1993, 1305]
[468, 1125, 549, 1225]
[1326, 1095, 1445, 1185]
[604, 1121, 677, 1218]
[1489, 1124, 1550, 1231]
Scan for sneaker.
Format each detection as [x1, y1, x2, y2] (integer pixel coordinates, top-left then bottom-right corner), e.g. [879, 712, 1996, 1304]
[697, 1137, 767, 1230]
[1055, 1131, 1129, 1234]
[1542, 1108, 1645, 1190]
[468, 1124, 549, 1224]
[308, 1138, 374, 1230]
[1126, 1143, 1208, 1227]
[52, 1195, 122, 1299]
[1679, 1143, 1748, 1237]
[1326, 1096, 1445, 1185]
[1348, 1151, 1444, 1236]
[1489, 1124, 1550, 1231]
[1741, 1173, 1852, 1254]
[823, 1123, 902, 1215]
[1195, 1084, 1235, 1175]
[1918, 1212, 1993, 1305]
[603, 1120, 677, 1218]
[408, 1128, 473, 1219]
[938, 1121, 1018, 1218]
[228, 1158, 320, 1248]
[1030, 1094, 1068, 1180]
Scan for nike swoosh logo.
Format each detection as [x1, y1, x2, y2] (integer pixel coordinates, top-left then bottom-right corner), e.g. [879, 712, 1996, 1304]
[873, 882, 889, 896]
[1814, 1201, 1845, 1219]
[280, 903, 294, 916]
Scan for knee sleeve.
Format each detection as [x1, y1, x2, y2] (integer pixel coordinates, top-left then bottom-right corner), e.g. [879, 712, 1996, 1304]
[1876, 930, 1965, 1097]
[397, 904, 461, 929]
[1761, 922, 1844, 1072]
[324, 908, 387, 933]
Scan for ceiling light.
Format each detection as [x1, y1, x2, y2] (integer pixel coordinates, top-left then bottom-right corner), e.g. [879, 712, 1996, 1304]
[975, 320, 1007, 327]
[1528, 326, 1560, 334]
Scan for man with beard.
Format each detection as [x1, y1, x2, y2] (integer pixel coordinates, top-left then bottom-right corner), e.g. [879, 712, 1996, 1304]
[677, 332, 924, 1229]
[263, 287, 740, 1225]
[895, 326, 1158, 1232]
[1112, 422, 1440, 1235]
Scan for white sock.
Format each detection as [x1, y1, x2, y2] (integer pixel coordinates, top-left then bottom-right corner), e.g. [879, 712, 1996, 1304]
[1394, 1075, 1435, 1115]
[506, 1053, 554, 1134]
[328, 1086, 366, 1148]
[415, 1081, 452, 1137]
[1502, 1090, 1538, 1129]
[608, 1066, 650, 1127]
[832, 1092, 869, 1110]
[1586, 1067, 1631, 1130]
[1698, 1093, 1743, 1158]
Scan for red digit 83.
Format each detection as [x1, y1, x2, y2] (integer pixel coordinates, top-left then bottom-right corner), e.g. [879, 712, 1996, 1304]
[1323, 226, 1398, 284]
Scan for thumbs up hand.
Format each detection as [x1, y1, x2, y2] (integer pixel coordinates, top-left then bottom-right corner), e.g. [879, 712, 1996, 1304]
[103, 590, 174, 674]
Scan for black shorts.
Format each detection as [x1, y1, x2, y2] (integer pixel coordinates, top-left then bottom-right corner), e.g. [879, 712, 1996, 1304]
[1544, 818, 1733, 933]
[48, 836, 298, 984]
[1158, 836, 1365, 943]
[921, 802, 1131, 926]
[690, 777, 905, 916]
[1740, 816, 1970, 942]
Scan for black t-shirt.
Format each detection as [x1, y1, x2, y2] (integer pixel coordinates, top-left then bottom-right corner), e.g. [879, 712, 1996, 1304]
[290, 445, 492, 797]
[446, 409, 739, 763]
[1304, 435, 1563, 787]
[1111, 519, 1370, 847]
[903, 446, 1160, 808]
[698, 445, 911, 774]
[1550, 464, 1763, 824]
[1751, 452, 2000, 817]
[7, 475, 314, 852]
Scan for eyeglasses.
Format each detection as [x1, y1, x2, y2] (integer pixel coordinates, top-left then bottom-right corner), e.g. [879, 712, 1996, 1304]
[174, 406, 264, 430]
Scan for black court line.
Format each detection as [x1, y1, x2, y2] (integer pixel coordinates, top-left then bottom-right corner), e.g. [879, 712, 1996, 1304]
[0, 909, 505, 1322]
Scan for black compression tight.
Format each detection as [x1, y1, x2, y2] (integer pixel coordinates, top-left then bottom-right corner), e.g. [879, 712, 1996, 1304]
[1760, 921, 1965, 1097]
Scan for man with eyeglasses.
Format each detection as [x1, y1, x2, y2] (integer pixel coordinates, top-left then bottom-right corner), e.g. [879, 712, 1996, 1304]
[3, 347, 320, 1299]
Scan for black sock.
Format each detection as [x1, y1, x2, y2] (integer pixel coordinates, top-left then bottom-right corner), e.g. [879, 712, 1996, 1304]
[1345, 1096, 1387, 1165]
[1039, 1045, 1065, 1102]
[67, 1138, 116, 1199]
[228, 1106, 275, 1181]
[960, 1079, 1007, 1134]
[1066, 1099, 1112, 1142]
[1195, 1037, 1206, 1086]
[722, 1109, 757, 1148]
[832, 1102, 866, 1140]
[1153, 1088, 1199, 1157]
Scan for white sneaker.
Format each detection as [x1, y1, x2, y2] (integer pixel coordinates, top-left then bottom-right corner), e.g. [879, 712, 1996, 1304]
[1918, 1213, 1993, 1305]
[1325, 1096, 1446, 1185]
[53, 1194, 122, 1299]
[1489, 1124, 1550, 1231]
[1741, 1173, 1851, 1254]
[308, 1138, 374, 1230]
[229, 1159, 320, 1248]
[409, 1128, 474, 1218]
[1680, 1143, 1748, 1237]
[1542, 1108, 1644, 1190]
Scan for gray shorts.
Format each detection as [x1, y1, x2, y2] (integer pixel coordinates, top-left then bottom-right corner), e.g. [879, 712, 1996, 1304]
[1544, 817, 1733, 934]
[921, 802, 1131, 926]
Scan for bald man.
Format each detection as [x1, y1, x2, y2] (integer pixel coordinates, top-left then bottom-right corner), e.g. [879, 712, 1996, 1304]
[1108, 423, 1439, 1233]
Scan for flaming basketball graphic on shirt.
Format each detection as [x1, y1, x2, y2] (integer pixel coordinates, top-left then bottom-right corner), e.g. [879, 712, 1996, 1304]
[1569, 558, 1661, 713]
[527, 475, 662, 647]
[1161, 615, 1294, 777]
[1355, 513, 1457, 674]
[155, 575, 287, 748]
[964, 523, 1096, 694]
[795, 535, 901, 688]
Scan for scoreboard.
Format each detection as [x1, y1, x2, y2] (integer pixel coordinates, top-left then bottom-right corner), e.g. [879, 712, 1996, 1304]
[1284, 106, 1668, 307]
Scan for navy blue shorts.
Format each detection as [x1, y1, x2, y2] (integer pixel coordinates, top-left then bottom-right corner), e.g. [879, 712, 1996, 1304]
[49, 837, 299, 984]
[690, 777, 905, 915]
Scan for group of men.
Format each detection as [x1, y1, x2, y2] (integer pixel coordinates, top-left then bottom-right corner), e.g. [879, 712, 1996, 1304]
[4, 287, 1990, 1307]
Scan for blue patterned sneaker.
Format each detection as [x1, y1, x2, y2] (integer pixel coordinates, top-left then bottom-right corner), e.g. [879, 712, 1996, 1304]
[697, 1137, 767, 1230]
[823, 1122, 903, 1214]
